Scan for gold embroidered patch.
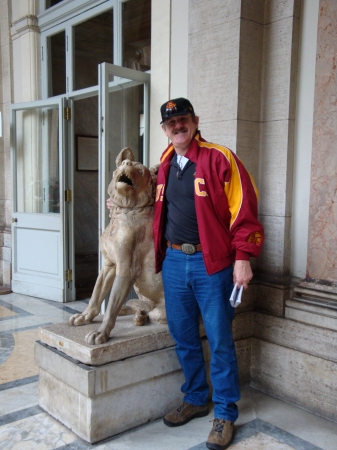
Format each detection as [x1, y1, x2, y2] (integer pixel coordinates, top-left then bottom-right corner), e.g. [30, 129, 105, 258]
[166, 101, 177, 110]
[248, 231, 263, 245]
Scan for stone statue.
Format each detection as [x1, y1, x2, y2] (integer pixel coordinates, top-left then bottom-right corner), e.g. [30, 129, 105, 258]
[69, 148, 166, 345]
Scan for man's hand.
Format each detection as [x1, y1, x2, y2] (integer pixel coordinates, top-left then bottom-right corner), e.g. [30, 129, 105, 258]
[233, 260, 253, 289]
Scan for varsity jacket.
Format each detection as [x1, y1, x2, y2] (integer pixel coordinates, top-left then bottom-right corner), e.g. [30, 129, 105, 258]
[153, 132, 264, 275]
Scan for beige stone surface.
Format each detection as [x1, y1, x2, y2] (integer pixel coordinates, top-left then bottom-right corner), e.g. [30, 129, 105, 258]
[36, 340, 210, 442]
[40, 315, 175, 366]
[198, 120, 237, 153]
[262, 19, 296, 121]
[189, 0, 240, 34]
[236, 120, 260, 184]
[0, 329, 39, 384]
[259, 120, 295, 217]
[264, 0, 301, 24]
[285, 304, 337, 332]
[232, 311, 253, 341]
[0, 304, 15, 315]
[253, 312, 337, 362]
[188, 18, 240, 124]
[238, 20, 263, 122]
[254, 283, 290, 316]
[235, 339, 251, 386]
[256, 215, 291, 274]
[251, 339, 337, 421]
[241, 0, 265, 23]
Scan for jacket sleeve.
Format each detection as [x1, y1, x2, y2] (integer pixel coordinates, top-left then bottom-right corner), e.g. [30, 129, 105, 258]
[224, 152, 264, 260]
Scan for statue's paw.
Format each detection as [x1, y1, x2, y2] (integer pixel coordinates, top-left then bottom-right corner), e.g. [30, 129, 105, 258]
[69, 313, 83, 325]
[133, 309, 148, 326]
[69, 310, 98, 326]
[85, 330, 109, 345]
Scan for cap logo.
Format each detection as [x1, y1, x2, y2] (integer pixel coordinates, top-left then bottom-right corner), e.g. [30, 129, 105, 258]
[166, 101, 177, 112]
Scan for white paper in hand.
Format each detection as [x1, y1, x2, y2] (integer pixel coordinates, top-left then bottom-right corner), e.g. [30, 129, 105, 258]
[229, 283, 243, 308]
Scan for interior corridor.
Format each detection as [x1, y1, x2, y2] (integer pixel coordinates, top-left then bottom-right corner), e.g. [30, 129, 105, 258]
[0, 292, 336, 450]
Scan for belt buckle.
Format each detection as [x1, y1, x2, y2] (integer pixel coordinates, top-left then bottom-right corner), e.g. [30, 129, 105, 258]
[181, 243, 196, 255]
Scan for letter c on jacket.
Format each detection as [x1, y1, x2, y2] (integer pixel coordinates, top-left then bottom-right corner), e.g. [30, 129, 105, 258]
[195, 178, 208, 197]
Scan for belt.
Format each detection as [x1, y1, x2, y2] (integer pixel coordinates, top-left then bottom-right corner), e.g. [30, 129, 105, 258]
[167, 241, 202, 255]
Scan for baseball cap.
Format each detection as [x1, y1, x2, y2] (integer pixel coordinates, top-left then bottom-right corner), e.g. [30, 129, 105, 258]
[160, 97, 195, 124]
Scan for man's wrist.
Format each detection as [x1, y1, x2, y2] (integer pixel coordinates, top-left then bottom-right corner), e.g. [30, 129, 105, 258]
[235, 250, 250, 261]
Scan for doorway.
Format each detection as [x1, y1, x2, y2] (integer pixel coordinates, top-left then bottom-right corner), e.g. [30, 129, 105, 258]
[73, 96, 99, 299]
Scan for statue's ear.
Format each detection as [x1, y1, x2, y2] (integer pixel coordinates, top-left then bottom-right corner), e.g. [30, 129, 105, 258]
[115, 147, 134, 167]
[149, 164, 160, 186]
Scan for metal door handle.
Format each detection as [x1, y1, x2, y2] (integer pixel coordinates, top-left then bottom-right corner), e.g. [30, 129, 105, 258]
[12, 218, 17, 223]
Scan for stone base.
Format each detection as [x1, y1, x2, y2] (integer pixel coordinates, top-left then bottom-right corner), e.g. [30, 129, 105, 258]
[35, 316, 210, 443]
[0, 286, 12, 295]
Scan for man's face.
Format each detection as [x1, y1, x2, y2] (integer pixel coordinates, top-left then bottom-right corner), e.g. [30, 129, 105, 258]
[161, 113, 199, 152]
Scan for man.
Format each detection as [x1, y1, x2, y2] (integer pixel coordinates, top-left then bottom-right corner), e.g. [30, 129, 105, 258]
[153, 98, 264, 450]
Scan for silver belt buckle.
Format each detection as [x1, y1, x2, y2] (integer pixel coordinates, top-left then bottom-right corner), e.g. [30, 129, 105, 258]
[181, 243, 197, 255]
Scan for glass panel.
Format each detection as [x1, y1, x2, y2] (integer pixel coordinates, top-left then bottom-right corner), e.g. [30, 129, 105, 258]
[46, 0, 64, 8]
[74, 10, 113, 90]
[48, 30, 66, 97]
[108, 84, 144, 164]
[122, 0, 151, 71]
[15, 107, 60, 214]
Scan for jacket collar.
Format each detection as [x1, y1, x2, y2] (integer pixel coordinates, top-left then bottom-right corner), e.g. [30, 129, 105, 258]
[161, 131, 202, 165]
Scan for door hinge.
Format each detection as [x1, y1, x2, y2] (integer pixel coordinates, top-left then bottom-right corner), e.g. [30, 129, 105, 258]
[65, 189, 72, 202]
[65, 269, 72, 282]
[64, 107, 71, 120]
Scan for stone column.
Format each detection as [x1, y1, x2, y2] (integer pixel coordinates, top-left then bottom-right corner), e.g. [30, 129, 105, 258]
[307, 0, 337, 283]
[0, 0, 14, 286]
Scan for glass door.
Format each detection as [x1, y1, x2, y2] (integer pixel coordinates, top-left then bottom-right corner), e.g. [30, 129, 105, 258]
[98, 63, 150, 310]
[10, 97, 71, 302]
[98, 62, 150, 239]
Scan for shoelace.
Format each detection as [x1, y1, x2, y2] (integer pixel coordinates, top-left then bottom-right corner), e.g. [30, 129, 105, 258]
[176, 402, 188, 413]
[213, 418, 225, 433]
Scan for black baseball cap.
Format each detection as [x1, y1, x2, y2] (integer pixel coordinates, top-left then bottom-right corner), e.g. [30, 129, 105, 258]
[160, 97, 195, 124]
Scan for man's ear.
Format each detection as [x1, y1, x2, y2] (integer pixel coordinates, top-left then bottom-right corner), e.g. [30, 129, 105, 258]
[194, 115, 199, 128]
[161, 124, 169, 137]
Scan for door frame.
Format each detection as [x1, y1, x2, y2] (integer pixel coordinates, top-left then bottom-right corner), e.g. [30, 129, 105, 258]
[10, 97, 70, 301]
[98, 62, 150, 238]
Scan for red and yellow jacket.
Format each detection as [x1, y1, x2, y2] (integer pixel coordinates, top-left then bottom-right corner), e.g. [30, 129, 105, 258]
[153, 132, 264, 275]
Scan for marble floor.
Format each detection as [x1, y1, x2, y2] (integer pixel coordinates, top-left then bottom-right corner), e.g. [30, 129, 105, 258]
[1, 292, 337, 450]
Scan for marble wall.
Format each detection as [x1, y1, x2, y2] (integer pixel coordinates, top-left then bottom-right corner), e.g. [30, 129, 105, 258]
[307, 0, 337, 281]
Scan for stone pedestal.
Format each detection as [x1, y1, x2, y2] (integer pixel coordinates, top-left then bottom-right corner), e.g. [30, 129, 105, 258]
[35, 316, 210, 443]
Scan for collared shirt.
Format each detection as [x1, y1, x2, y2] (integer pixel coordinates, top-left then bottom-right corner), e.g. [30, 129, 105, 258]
[164, 153, 200, 245]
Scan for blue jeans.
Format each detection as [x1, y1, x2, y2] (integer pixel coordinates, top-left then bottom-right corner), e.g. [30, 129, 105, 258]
[162, 247, 240, 422]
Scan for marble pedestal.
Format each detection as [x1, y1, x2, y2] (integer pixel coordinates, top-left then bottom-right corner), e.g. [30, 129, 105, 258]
[35, 316, 210, 443]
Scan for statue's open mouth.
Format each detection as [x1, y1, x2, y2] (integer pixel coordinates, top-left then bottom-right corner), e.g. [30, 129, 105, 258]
[117, 173, 133, 187]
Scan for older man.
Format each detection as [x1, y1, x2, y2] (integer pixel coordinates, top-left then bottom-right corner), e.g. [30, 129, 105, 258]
[153, 98, 264, 450]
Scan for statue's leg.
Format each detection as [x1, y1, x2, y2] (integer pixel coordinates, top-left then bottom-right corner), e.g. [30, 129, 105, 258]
[85, 274, 134, 344]
[69, 262, 116, 326]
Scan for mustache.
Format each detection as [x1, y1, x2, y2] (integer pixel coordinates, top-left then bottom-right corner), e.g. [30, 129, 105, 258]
[173, 128, 188, 134]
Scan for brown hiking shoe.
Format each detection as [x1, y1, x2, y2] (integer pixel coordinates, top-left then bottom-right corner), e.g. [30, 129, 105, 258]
[163, 401, 209, 427]
[206, 418, 234, 450]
